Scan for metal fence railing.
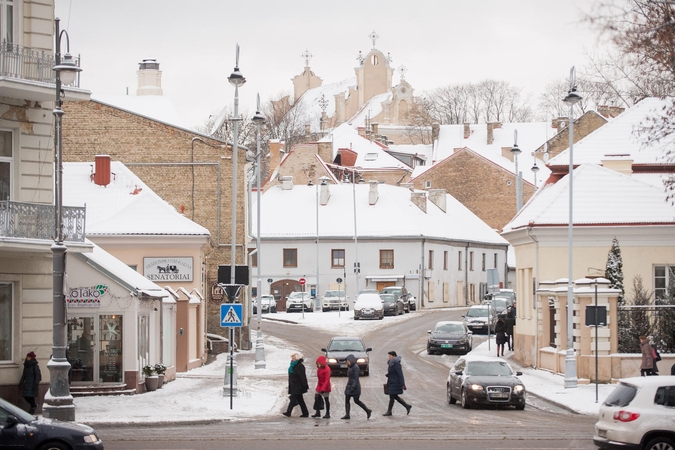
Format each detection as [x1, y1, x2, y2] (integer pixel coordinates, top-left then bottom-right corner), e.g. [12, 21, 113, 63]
[617, 305, 675, 353]
[0, 40, 81, 87]
[0, 200, 86, 242]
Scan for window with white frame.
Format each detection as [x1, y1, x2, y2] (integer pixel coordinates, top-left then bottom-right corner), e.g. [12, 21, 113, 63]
[0, 130, 12, 201]
[0, 1, 15, 44]
[654, 265, 674, 300]
[0, 283, 12, 361]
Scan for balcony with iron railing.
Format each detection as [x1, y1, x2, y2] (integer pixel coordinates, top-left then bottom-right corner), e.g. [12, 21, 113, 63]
[0, 200, 86, 242]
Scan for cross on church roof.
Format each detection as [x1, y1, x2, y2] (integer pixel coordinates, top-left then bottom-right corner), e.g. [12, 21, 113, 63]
[386, 53, 393, 65]
[357, 50, 364, 65]
[301, 49, 313, 67]
[368, 30, 379, 49]
[318, 94, 328, 113]
[398, 65, 408, 81]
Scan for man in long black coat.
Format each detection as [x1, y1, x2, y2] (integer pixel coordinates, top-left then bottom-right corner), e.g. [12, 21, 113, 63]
[283, 353, 309, 417]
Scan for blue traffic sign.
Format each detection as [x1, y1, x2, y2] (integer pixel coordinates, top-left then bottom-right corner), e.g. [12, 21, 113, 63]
[220, 303, 243, 327]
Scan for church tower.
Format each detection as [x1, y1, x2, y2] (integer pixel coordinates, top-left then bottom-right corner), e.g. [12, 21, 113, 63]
[136, 59, 163, 96]
[292, 49, 323, 103]
[355, 31, 393, 107]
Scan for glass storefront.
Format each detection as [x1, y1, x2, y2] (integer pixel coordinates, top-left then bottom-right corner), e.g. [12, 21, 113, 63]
[67, 314, 123, 384]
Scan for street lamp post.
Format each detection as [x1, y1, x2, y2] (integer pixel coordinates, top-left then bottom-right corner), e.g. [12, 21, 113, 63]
[531, 157, 540, 189]
[511, 130, 522, 212]
[223, 44, 245, 396]
[252, 94, 266, 370]
[563, 66, 582, 389]
[43, 17, 82, 422]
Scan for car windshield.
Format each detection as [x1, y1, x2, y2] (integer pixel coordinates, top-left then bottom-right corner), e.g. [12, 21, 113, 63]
[0, 397, 34, 422]
[324, 291, 341, 298]
[466, 361, 514, 376]
[466, 308, 489, 317]
[492, 299, 507, 309]
[381, 288, 401, 296]
[435, 323, 464, 333]
[603, 383, 637, 407]
[289, 292, 307, 300]
[328, 340, 365, 352]
[380, 294, 396, 303]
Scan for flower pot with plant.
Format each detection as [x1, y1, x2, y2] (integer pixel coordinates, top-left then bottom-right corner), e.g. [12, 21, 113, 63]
[154, 363, 167, 388]
[142, 365, 159, 392]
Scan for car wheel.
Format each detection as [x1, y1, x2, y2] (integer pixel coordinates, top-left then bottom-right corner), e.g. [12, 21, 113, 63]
[447, 384, 456, 404]
[354, 316, 359, 320]
[645, 437, 675, 450]
[38, 443, 69, 450]
[461, 388, 471, 409]
[322, 308, 328, 312]
[515, 401, 525, 411]
[427, 348, 434, 355]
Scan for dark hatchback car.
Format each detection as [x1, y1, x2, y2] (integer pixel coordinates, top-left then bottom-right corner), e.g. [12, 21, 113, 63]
[381, 293, 404, 316]
[321, 336, 372, 376]
[446, 356, 526, 410]
[427, 321, 473, 355]
[0, 397, 104, 449]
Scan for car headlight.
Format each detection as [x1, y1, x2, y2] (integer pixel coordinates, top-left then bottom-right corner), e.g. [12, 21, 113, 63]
[327, 358, 338, 364]
[513, 384, 525, 393]
[356, 358, 367, 364]
[469, 384, 485, 391]
[83, 434, 99, 443]
[457, 338, 467, 344]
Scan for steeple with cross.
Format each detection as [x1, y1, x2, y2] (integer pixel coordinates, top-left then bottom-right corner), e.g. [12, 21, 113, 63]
[301, 49, 313, 68]
[368, 30, 379, 49]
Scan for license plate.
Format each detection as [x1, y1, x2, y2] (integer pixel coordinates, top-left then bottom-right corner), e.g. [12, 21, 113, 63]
[441, 344, 453, 349]
[489, 393, 509, 398]
[339, 364, 346, 368]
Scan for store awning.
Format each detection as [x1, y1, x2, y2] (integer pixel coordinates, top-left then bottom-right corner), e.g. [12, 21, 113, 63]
[364, 275, 404, 282]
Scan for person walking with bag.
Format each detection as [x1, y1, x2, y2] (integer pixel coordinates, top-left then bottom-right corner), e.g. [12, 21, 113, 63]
[495, 316, 507, 357]
[383, 351, 411, 416]
[283, 353, 309, 417]
[19, 351, 41, 414]
[312, 355, 331, 418]
[639, 336, 653, 377]
[341, 354, 372, 420]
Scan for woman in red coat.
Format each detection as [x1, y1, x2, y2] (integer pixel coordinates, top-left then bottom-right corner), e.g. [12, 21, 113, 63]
[312, 355, 332, 418]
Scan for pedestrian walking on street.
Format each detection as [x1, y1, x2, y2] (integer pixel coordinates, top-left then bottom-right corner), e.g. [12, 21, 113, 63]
[639, 336, 654, 377]
[495, 316, 507, 357]
[283, 353, 309, 417]
[382, 351, 412, 416]
[341, 354, 372, 420]
[19, 351, 41, 414]
[505, 311, 515, 351]
[651, 343, 661, 375]
[312, 355, 332, 418]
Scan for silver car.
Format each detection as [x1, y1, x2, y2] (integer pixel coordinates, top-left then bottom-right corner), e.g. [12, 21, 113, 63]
[462, 305, 497, 334]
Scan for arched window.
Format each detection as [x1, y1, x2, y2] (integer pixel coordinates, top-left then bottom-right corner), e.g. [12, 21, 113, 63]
[371, 54, 379, 65]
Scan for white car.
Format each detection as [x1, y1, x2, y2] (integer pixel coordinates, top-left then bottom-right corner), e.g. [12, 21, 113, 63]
[353, 293, 383, 320]
[594, 376, 675, 450]
[285, 291, 313, 312]
[321, 290, 349, 312]
[252, 295, 276, 314]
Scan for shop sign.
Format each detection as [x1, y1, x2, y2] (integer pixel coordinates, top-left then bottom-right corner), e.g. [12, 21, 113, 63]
[67, 285, 109, 307]
[144, 257, 193, 282]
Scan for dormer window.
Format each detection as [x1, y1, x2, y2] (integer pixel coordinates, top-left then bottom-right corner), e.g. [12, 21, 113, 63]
[364, 153, 378, 161]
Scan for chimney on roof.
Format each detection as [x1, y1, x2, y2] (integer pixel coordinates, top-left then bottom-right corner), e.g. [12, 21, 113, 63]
[371, 122, 379, 136]
[136, 59, 163, 96]
[93, 155, 111, 187]
[502, 147, 514, 162]
[281, 176, 294, 190]
[368, 180, 379, 205]
[305, 124, 311, 140]
[432, 122, 440, 143]
[320, 178, 330, 205]
[487, 123, 495, 145]
[269, 139, 283, 174]
[357, 126, 366, 137]
[601, 155, 633, 175]
[463, 123, 471, 139]
[411, 191, 427, 213]
[428, 189, 447, 213]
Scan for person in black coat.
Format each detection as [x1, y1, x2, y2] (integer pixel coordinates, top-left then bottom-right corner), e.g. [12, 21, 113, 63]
[495, 317, 507, 357]
[341, 354, 372, 420]
[505, 311, 515, 351]
[19, 351, 41, 414]
[383, 351, 412, 416]
[283, 353, 309, 417]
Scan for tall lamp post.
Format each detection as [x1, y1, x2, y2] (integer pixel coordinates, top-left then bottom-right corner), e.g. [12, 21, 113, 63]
[252, 94, 266, 370]
[223, 44, 245, 396]
[563, 66, 582, 389]
[511, 130, 522, 212]
[43, 18, 81, 422]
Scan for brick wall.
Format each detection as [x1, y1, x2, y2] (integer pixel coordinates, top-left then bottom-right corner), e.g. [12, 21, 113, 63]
[538, 111, 607, 158]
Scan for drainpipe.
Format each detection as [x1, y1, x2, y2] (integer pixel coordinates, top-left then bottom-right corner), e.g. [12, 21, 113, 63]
[420, 238, 425, 308]
[527, 225, 539, 368]
[465, 243, 470, 305]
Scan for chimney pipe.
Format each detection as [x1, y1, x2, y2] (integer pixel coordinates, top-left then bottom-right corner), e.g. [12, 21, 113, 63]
[368, 180, 379, 205]
[94, 155, 111, 187]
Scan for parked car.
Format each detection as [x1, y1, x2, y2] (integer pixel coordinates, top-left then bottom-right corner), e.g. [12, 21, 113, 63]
[252, 294, 277, 314]
[427, 321, 473, 355]
[446, 356, 526, 410]
[321, 289, 349, 312]
[381, 286, 412, 312]
[0, 396, 104, 449]
[482, 296, 511, 316]
[321, 336, 372, 376]
[594, 376, 675, 450]
[381, 293, 404, 316]
[285, 291, 313, 312]
[462, 304, 497, 334]
[353, 292, 384, 320]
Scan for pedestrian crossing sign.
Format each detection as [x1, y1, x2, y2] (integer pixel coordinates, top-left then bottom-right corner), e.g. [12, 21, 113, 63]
[220, 303, 243, 327]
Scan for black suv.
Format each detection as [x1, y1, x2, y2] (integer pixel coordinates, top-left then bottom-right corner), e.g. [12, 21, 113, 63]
[381, 286, 413, 312]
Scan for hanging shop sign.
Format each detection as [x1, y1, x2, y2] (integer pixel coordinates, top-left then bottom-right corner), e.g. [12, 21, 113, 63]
[144, 257, 193, 282]
[67, 285, 109, 307]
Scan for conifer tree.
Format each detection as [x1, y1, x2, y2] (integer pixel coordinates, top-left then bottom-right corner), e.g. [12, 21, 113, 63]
[605, 237, 625, 305]
[619, 276, 652, 353]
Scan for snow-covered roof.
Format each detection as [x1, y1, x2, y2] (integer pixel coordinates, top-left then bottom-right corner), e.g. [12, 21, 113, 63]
[294, 78, 356, 133]
[348, 92, 391, 127]
[547, 97, 673, 167]
[92, 94, 186, 130]
[329, 123, 412, 170]
[503, 164, 675, 232]
[412, 121, 552, 184]
[63, 161, 211, 237]
[255, 182, 508, 246]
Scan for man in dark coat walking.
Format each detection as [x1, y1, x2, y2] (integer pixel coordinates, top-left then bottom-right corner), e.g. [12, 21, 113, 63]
[383, 351, 412, 416]
[505, 311, 515, 351]
[283, 353, 309, 417]
[19, 351, 41, 414]
[341, 354, 372, 420]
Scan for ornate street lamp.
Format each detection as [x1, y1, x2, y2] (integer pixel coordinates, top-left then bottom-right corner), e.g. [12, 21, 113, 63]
[252, 94, 266, 370]
[43, 18, 82, 422]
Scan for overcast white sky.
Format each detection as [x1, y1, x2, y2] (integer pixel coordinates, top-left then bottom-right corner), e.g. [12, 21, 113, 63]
[55, 0, 605, 130]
